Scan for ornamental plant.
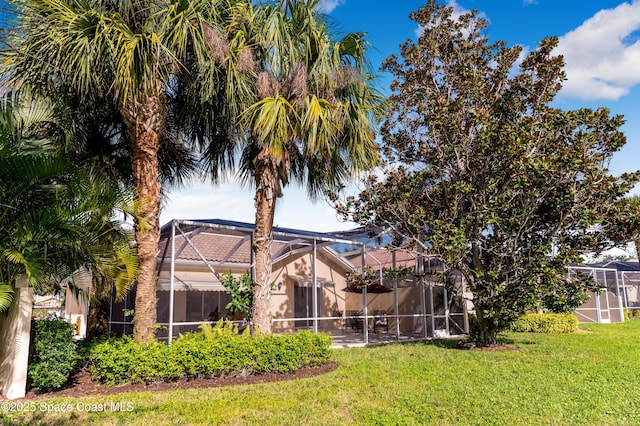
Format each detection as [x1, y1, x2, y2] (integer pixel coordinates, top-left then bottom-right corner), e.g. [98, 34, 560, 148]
[220, 271, 254, 322]
[28, 316, 81, 391]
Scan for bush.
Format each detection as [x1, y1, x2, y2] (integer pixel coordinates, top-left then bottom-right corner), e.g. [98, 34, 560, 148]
[89, 336, 182, 386]
[28, 316, 81, 392]
[510, 313, 578, 333]
[89, 320, 332, 386]
[633, 309, 640, 318]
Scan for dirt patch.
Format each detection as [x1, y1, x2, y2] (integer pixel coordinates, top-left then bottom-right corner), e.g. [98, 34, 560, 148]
[2, 361, 338, 402]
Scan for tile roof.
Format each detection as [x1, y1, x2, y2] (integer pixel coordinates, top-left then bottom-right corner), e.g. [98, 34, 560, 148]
[159, 231, 288, 263]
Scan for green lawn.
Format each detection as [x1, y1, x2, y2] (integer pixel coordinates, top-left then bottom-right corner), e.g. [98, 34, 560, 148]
[4, 321, 640, 425]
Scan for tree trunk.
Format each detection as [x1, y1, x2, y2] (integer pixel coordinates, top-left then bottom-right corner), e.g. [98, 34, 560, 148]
[251, 158, 279, 335]
[635, 238, 640, 262]
[86, 276, 110, 340]
[123, 90, 165, 343]
[474, 306, 498, 347]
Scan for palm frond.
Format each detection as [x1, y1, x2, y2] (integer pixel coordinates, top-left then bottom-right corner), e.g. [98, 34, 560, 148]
[243, 96, 297, 156]
[302, 94, 338, 156]
[0, 284, 14, 312]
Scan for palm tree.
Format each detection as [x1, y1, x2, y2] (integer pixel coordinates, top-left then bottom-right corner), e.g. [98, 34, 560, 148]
[0, 92, 76, 310]
[0, 92, 137, 314]
[6, 0, 248, 341]
[207, 0, 382, 334]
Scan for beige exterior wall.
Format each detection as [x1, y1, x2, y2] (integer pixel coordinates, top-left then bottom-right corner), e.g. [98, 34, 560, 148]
[154, 250, 470, 337]
[271, 251, 348, 332]
[156, 249, 351, 333]
[64, 269, 91, 339]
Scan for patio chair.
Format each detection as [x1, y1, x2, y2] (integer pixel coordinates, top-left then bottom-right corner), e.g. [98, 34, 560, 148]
[345, 310, 362, 332]
[373, 310, 388, 333]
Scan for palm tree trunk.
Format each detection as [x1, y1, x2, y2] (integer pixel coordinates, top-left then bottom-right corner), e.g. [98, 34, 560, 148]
[635, 238, 640, 262]
[86, 276, 110, 340]
[252, 159, 278, 335]
[124, 91, 165, 342]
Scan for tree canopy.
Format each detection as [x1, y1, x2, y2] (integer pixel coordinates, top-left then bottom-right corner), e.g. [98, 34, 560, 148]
[336, 1, 639, 345]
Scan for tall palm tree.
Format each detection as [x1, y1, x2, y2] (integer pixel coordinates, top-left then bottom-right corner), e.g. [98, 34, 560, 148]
[6, 0, 248, 341]
[210, 0, 382, 334]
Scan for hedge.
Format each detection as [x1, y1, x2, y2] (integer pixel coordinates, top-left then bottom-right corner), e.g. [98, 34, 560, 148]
[89, 321, 332, 386]
[28, 316, 81, 392]
[510, 313, 578, 333]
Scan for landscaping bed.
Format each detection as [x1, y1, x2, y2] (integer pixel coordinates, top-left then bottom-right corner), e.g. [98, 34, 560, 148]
[4, 361, 338, 402]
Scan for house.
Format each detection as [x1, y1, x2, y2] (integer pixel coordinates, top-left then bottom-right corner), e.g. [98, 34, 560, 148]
[31, 269, 91, 338]
[108, 219, 640, 346]
[109, 219, 470, 346]
[32, 294, 64, 318]
[569, 261, 640, 323]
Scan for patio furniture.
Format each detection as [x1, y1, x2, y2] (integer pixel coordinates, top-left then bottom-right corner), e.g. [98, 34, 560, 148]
[346, 310, 362, 332]
[373, 310, 388, 333]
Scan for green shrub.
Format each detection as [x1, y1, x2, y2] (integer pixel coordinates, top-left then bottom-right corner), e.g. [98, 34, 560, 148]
[89, 320, 332, 386]
[510, 313, 578, 333]
[633, 309, 640, 318]
[296, 330, 332, 366]
[624, 307, 633, 320]
[89, 335, 182, 386]
[28, 316, 81, 392]
[220, 272, 254, 322]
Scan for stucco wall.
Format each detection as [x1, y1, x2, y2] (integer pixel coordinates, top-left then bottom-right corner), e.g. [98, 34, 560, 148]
[155, 250, 350, 333]
[271, 251, 348, 332]
[0, 283, 33, 400]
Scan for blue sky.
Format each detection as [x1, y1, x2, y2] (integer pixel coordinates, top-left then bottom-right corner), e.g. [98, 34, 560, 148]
[162, 0, 640, 231]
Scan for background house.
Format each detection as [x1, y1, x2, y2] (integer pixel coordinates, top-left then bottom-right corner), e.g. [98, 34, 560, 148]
[570, 261, 640, 323]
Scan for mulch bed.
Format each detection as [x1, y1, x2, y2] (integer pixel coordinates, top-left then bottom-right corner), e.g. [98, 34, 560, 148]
[3, 361, 338, 402]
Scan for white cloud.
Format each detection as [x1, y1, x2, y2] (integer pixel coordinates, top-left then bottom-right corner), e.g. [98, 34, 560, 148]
[415, 1, 489, 38]
[446, 0, 471, 20]
[160, 179, 255, 226]
[318, 0, 345, 14]
[556, 0, 640, 100]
